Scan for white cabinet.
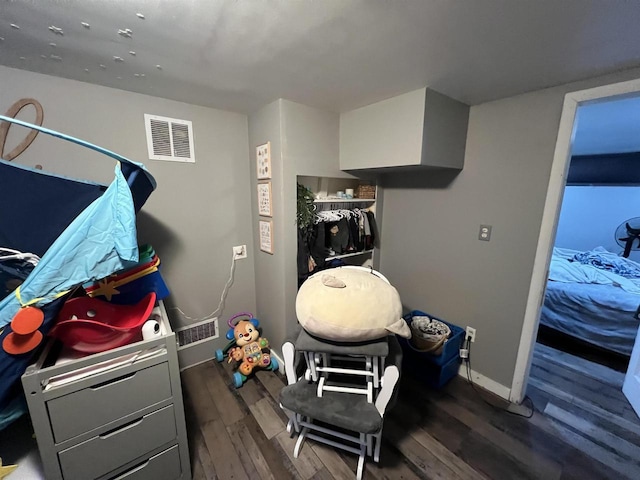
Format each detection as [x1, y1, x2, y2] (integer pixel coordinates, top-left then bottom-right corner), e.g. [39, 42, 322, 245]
[340, 87, 469, 171]
[21, 302, 191, 480]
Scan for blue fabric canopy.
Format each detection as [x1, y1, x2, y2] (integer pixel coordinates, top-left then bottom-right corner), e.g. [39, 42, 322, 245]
[0, 163, 139, 327]
[0, 115, 156, 430]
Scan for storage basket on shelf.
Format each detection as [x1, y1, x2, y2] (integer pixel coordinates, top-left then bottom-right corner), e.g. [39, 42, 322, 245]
[355, 184, 376, 199]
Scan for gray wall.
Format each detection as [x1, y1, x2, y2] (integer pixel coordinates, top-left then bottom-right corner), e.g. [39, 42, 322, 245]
[555, 186, 640, 262]
[249, 99, 345, 357]
[248, 100, 289, 355]
[0, 65, 256, 356]
[379, 67, 640, 388]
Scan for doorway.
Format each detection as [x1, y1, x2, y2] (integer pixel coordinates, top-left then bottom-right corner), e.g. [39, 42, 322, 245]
[510, 79, 640, 478]
[528, 93, 640, 431]
[511, 78, 640, 405]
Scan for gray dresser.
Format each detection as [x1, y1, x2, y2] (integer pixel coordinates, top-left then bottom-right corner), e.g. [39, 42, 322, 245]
[21, 302, 191, 480]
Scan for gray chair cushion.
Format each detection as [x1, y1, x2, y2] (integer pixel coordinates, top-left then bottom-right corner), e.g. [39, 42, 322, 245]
[280, 382, 383, 434]
[296, 328, 389, 357]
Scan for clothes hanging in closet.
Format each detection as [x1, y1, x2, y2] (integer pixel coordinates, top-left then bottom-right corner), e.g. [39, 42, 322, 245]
[297, 208, 377, 286]
[315, 208, 376, 257]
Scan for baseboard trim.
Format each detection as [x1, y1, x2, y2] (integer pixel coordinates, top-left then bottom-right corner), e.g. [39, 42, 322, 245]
[271, 349, 285, 376]
[458, 363, 511, 401]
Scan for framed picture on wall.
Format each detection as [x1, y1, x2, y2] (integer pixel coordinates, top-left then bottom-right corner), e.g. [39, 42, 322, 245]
[257, 181, 272, 217]
[256, 142, 271, 179]
[259, 220, 273, 254]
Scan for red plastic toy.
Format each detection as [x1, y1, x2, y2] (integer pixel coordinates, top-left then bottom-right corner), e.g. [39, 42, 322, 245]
[49, 292, 156, 353]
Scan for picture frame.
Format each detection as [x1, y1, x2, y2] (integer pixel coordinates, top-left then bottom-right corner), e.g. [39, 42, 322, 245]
[257, 181, 272, 217]
[256, 142, 271, 179]
[259, 220, 273, 254]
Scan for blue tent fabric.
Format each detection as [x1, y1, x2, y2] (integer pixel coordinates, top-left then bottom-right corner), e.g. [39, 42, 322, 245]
[0, 116, 156, 431]
[0, 159, 105, 257]
[0, 163, 139, 328]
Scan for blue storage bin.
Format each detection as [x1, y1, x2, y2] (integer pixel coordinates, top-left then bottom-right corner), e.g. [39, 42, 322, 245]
[400, 349, 461, 388]
[402, 310, 465, 366]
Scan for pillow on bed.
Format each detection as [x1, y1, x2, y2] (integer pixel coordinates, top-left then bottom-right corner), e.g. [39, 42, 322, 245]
[295, 267, 411, 342]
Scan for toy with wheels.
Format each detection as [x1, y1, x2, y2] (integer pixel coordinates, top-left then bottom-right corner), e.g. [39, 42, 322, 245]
[215, 312, 278, 387]
[215, 312, 253, 362]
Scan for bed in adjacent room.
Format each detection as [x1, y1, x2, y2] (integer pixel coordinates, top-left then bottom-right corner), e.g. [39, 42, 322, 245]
[540, 247, 640, 357]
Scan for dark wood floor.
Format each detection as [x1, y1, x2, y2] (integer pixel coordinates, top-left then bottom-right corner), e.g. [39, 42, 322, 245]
[182, 345, 640, 480]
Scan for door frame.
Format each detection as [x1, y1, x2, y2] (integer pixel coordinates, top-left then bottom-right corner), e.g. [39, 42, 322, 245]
[510, 77, 640, 404]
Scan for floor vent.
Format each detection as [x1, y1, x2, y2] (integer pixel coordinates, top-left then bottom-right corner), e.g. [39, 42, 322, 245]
[144, 114, 195, 163]
[175, 318, 218, 348]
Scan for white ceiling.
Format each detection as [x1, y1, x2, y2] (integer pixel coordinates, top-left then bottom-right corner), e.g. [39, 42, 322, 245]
[573, 96, 640, 156]
[1, 0, 640, 114]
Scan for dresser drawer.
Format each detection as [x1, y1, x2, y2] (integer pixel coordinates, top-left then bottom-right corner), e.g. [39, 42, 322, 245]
[59, 404, 177, 480]
[47, 362, 172, 443]
[106, 445, 181, 480]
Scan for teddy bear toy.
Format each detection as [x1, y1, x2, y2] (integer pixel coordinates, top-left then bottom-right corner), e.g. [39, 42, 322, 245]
[215, 312, 278, 388]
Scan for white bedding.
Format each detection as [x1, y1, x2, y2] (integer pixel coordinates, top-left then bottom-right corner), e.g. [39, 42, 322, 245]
[541, 247, 640, 355]
[549, 248, 640, 295]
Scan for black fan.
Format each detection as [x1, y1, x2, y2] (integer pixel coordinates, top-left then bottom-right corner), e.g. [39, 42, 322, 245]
[615, 217, 640, 258]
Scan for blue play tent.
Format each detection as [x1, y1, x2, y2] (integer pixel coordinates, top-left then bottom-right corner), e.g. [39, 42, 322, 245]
[0, 115, 156, 429]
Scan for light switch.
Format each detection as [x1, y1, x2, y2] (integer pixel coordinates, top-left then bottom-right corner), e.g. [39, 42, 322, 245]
[479, 225, 492, 241]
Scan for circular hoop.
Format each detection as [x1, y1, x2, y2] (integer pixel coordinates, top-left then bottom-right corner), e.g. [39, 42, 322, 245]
[227, 311, 254, 328]
[0, 98, 44, 161]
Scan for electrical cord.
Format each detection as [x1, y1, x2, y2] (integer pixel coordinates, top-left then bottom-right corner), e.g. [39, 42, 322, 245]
[173, 251, 237, 322]
[463, 337, 535, 418]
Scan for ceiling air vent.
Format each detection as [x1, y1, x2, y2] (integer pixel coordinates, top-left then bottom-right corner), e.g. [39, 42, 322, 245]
[144, 114, 195, 163]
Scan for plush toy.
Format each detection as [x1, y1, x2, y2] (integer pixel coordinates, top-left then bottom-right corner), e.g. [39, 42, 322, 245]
[296, 266, 411, 342]
[215, 312, 278, 388]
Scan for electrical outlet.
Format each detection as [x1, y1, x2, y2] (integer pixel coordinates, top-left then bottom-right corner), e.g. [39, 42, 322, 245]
[466, 326, 476, 342]
[233, 245, 247, 260]
[478, 224, 492, 241]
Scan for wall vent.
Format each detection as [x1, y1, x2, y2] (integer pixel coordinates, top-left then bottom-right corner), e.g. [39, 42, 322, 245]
[175, 317, 219, 349]
[144, 114, 195, 163]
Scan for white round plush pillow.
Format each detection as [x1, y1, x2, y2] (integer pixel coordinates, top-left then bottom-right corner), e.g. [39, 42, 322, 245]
[296, 267, 411, 342]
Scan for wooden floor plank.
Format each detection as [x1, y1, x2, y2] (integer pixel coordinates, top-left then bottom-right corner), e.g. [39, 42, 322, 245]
[457, 431, 538, 480]
[191, 457, 207, 480]
[530, 361, 629, 416]
[249, 397, 287, 440]
[200, 418, 249, 480]
[533, 343, 625, 388]
[308, 467, 336, 480]
[256, 367, 287, 399]
[384, 419, 461, 479]
[191, 427, 218, 480]
[234, 374, 265, 407]
[417, 385, 562, 480]
[530, 409, 636, 480]
[241, 414, 298, 480]
[311, 442, 356, 480]
[527, 382, 640, 446]
[200, 361, 246, 426]
[361, 443, 425, 480]
[227, 419, 275, 480]
[392, 394, 470, 454]
[182, 366, 221, 424]
[179, 340, 640, 480]
[528, 377, 640, 437]
[544, 403, 640, 469]
[276, 430, 325, 479]
[408, 426, 489, 480]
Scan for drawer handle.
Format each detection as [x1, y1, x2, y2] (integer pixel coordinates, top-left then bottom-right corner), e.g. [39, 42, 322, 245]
[90, 371, 136, 390]
[99, 416, 144, 439]
[109, 458, 151, 479]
